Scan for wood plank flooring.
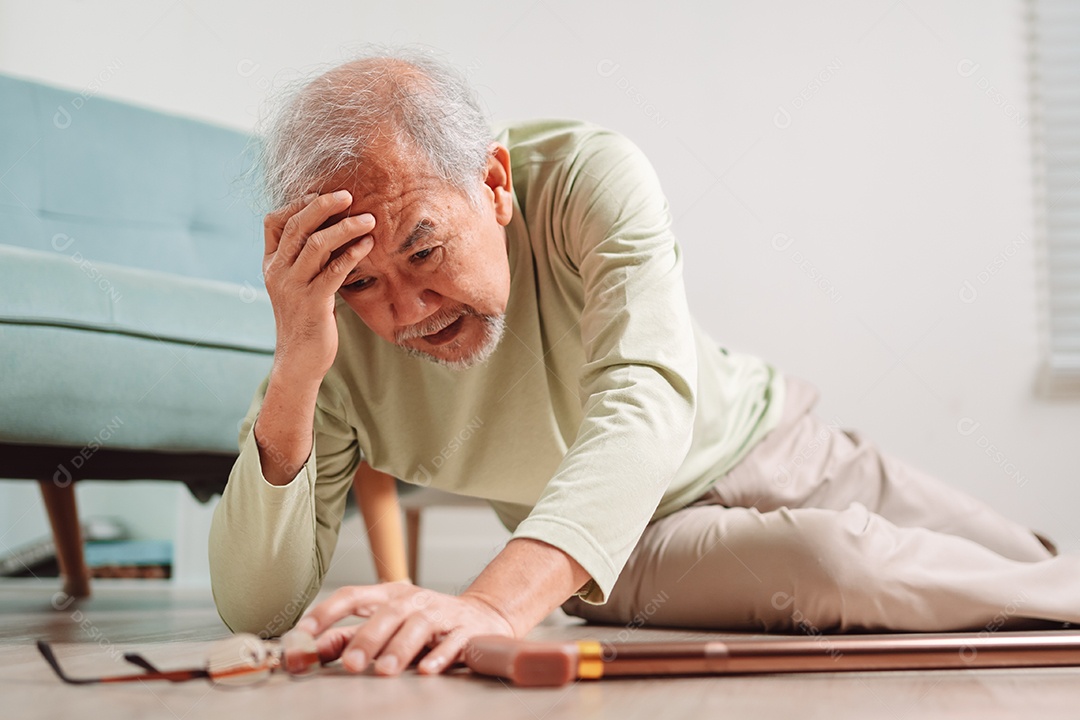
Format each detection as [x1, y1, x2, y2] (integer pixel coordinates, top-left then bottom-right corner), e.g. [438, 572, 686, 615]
[2, 578, 1079, 720]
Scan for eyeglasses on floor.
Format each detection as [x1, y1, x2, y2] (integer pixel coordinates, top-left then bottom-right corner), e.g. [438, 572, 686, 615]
[37, 631, 321, 687]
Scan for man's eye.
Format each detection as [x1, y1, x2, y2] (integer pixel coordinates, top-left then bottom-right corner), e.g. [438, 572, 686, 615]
[411, 247, 435, 263]
[343, 277, 372, 292]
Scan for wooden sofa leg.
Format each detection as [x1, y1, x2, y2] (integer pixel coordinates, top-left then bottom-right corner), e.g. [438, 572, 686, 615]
[36, 479, 91, 600]
[353, 464, 410, 583]
[405, 508, 421, 584]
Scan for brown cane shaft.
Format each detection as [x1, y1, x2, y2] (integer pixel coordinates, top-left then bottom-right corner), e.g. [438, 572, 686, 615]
[466, 631, 1080, 687]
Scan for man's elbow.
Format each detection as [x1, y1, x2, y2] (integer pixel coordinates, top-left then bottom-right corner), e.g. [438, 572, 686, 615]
[209, 578, 307, 638]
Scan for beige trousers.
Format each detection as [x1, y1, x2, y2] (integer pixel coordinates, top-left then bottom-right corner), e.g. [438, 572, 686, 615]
[561, 375, 1076, 632]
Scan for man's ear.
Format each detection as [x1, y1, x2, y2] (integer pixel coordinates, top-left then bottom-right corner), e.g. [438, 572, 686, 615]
[484, 142, 513, 226]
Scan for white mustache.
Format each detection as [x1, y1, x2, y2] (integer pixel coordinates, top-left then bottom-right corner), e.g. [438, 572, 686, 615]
[395, 307, 471, 343]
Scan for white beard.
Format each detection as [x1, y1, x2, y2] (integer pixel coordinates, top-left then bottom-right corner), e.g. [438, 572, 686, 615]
[397, 313, 506, 371]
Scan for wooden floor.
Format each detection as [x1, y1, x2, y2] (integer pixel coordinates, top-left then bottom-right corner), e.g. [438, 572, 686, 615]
[3, 578, 1080, 720]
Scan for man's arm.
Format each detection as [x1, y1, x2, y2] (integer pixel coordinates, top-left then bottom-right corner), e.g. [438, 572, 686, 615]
[208, 191, 373, 635]
[208, 372, 361, 636]
[506, 127, 699, 605]
[463, 537, 591, 638]
[251, 190, 374, 486]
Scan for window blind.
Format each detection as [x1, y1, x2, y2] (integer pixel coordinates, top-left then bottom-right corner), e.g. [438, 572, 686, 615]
[1031, 0, 1080, 395]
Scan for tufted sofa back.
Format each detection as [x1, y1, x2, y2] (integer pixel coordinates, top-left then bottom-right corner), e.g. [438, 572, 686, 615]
[0, 74, 275, 454]
[0, 73, 264, 286]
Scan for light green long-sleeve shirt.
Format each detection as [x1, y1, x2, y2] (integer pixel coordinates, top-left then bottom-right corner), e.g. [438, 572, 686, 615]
[209, 119, 786, 636]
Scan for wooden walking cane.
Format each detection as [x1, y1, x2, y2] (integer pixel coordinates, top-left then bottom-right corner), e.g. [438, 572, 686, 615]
[464, 630, 1080, 687]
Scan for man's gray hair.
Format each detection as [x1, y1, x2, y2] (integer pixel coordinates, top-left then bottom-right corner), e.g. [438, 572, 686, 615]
[257, 48, 492, 208]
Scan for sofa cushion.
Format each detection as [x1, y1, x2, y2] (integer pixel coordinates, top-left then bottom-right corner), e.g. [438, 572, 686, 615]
[0, 324, 273, 454]
[0, 245, 274, 453]
[1, 245, 274, 353]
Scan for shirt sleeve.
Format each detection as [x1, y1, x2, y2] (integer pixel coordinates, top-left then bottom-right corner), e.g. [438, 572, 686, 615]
[208, 373, 361, 637]
[508, 130, 698, 604]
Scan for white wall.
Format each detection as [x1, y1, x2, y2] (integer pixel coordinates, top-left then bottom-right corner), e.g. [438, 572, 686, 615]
[2, 0, 1077, 591]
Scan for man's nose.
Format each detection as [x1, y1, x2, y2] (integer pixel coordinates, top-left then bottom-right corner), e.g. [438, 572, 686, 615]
[387, 282, 439, 326]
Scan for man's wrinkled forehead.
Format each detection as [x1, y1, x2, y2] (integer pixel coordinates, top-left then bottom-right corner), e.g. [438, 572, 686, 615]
[319, 162, 444, 241]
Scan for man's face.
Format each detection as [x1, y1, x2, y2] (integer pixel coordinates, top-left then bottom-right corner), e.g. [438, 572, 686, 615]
[328, 141, 513, 370]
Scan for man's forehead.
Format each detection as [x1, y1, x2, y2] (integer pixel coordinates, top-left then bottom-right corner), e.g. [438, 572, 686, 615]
[316, 161, 442, 232]
[320, 134, 436, 198]
[347, 181, 432, 216]
[335, 152, 441, 203]
[316, 138, 457, 247]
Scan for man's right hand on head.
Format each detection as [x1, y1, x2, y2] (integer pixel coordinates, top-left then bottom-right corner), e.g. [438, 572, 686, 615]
[261, 190, 375, 382]
[253, 191, 375, 486]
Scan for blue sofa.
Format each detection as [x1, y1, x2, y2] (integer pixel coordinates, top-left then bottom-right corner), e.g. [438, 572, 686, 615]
[0, 73, 275, 597]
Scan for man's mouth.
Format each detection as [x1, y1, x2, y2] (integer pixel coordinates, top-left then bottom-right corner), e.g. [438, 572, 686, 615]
[422, 315, 466, 346]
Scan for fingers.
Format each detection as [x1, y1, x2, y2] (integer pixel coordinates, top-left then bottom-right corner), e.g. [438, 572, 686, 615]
[263, 192, 318, 258]
[313, 624, 362, 665]
[338, 601, 412, 673]
[367, 613, 436, 676]
[291, 584, 498, 678]
[417, 629, 469, 675]
[282, 621, 363, 671]
[336, 590, 467, 677]
[294, 585, 393, 637]
[292, 213, 376, 282]
[265, 191, 377, 271]
[305, 224, 375, 293]
[277, 191, 351, 265]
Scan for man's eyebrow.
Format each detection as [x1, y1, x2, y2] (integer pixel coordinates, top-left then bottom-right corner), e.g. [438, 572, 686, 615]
[397, 218, 436, 254]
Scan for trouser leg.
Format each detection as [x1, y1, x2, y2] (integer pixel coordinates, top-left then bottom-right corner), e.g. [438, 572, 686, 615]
[561, 374, 1065, 630]
[712, 374, 1052, 562]
[562, 500, 1079, 632]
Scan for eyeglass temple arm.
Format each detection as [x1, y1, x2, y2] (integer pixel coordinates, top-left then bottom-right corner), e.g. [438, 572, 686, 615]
[37, 641, 210, 684]
[123, 652, 163, 673]
[37, 641, 98, 685]
[124, 653, 210, 682]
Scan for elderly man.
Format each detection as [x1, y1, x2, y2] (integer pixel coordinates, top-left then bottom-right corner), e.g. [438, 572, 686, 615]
[209, 50, 1076, 678]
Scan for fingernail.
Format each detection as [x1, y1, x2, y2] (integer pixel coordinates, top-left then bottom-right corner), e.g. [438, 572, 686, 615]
[375, 655, 399, 674]
[295, 618, 316, 634]
[333, 190, 351, 201]
[356, 212, 374, 223]
[345, 650, 367, 671]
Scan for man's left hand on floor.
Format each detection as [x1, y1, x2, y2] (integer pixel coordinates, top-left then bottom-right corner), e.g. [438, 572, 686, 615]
[284, 583, 515, 676]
